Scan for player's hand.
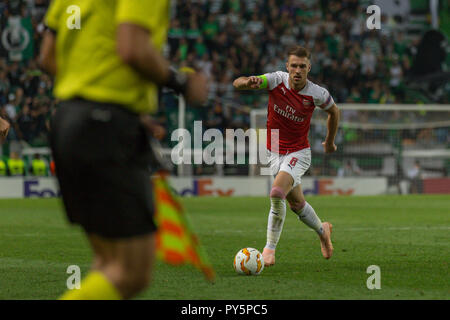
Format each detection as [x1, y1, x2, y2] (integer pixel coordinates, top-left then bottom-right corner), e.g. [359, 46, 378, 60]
[0, 117, 10, 144]
[185, 72, 208, 105]
[140, 115, 166, 141]
[322, 141, 337, 154]
[247, 76, 262, 89]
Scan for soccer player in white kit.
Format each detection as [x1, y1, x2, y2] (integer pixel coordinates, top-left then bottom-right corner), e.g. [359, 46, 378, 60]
[233, 46, 339, 266]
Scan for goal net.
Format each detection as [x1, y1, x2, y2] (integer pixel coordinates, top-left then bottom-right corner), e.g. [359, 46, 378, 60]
[250, 104, 450, 194]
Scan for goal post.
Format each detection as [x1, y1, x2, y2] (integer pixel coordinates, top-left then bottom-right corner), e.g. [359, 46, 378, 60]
[250, 104, 450, 194]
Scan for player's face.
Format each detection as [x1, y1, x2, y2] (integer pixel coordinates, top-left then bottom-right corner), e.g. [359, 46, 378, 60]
[286, 55, 311, 88]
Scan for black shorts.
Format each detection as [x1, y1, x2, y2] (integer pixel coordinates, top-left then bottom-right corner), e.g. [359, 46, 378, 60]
[49, 98, 157, 239]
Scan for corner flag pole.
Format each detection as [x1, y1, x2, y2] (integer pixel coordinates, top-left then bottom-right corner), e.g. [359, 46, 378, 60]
[177, 94, 186, 176]
[177, 66, 195, 177]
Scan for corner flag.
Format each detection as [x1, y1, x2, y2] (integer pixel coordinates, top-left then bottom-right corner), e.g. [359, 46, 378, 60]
[152, 171, 215, 282]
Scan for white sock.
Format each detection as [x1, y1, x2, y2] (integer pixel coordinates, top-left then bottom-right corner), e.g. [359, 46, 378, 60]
[296, 202, 324, 235]
[265, 197, 286, 250]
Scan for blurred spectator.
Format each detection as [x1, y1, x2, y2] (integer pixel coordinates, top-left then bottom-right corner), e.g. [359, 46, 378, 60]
[337, 159, 361, 177]
[0, 70, 11, 103]
[7, 62, 22, 88]
[194, 36, 208, 58]
[205, 100, 227, 132]
[407, 161, 423, 194]
[49, 158, 56, 176]
[246, 12, 264, 35]
[362, 30, 381, 56]
[346, 87, 362, 103]
[176, 38, 189, 61]
[367, 80, 382, 104]
[360, 45, 377, 76]
[228, 107, 250, 130]
[186, 17, 202, 48]
[5, 93, 18, 121]
[389, 56, 403, 90]
[168, 18, 184, 55]
[202, 13, 220, 43]
[349, 11, 364, 42]
[30, 153, 47, 176]
[196, 52, 213, 79]
[16, 102, 33, 141]
[416, 128, 436, 147]
[7, 151, 25, 176]
[379, 85, 396, 104]
[217, 73, 234, 101]
[0, 157, 6, 176]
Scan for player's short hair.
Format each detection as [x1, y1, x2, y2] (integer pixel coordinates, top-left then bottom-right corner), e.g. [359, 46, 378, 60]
[287, 45, 311, 60]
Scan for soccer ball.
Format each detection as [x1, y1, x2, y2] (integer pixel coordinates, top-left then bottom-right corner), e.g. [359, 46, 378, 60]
[233, 248, 264, 275]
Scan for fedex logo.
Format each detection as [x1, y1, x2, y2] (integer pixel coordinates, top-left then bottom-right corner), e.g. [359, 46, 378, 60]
[175, 178, 234, 197]
[24, 180, 61, 198]
[304, 179, 354, 195]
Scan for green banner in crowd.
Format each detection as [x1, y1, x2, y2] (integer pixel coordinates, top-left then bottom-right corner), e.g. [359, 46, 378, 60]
[1, 16, 34, 61]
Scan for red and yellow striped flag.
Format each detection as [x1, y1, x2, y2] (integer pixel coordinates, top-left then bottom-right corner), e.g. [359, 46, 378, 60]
[152, 171, 215, 282]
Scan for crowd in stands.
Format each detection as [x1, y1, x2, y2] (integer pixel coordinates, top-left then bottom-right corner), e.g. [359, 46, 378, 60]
[168, 0, 447, 120]
[1, 0, 55, 155]
[0, 0, 448, 176]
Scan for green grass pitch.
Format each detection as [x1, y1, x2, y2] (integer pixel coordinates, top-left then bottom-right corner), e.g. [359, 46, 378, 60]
[0, 195, 449, 300]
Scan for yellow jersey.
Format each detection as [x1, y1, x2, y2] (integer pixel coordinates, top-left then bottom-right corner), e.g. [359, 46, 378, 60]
[45, 0, 170, 114]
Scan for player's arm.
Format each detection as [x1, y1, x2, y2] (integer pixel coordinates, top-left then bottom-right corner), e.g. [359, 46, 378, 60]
[233, 75, 266, 90]
[116, 23, 207, 105]
[0, 116, 10, 144]
[38, 29, 57, 76]
[321, 103, 339, 154]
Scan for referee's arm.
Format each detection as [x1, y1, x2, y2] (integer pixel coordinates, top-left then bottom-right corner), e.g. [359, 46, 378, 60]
[117, 24, 170, 88]
[39, 28, 57, 76]
[117, 23, 207, 105]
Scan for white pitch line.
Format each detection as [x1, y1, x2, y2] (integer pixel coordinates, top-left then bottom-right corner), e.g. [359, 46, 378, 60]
[207, 226, 450, 234]
[335, 226, 450, 232]
[2, 226, 449, 237]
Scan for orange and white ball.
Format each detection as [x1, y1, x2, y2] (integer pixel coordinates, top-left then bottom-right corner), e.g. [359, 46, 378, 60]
[233, 248, 264, 275]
